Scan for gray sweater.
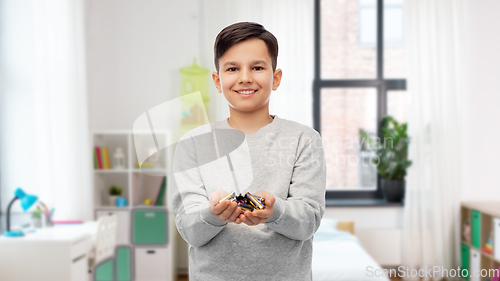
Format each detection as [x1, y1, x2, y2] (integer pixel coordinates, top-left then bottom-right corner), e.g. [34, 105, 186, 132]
[171, 115, 326, 280]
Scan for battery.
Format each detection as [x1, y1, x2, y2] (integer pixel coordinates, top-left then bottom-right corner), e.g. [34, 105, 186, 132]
[218, 191, 236, 204]
[218, 191, 266, 213]
[245, 192, 264, 210]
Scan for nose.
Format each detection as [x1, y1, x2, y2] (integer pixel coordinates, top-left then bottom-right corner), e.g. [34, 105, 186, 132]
[238, 68, 253, 84]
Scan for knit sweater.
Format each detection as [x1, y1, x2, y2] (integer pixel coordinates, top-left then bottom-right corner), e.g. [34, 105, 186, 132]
[171, 115, 326, 280]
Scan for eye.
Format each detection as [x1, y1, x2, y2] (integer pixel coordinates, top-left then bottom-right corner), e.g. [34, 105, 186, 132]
[253, 66, 264, 71]
[227, 67, 237, 72]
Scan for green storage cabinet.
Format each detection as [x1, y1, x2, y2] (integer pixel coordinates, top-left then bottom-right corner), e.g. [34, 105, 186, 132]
[461, 243, 469, 280]
[116, 246, 132, 281]
[471, 210, 481, 249]
[132, 209, 168, 245]
[95, 259, 114, 281]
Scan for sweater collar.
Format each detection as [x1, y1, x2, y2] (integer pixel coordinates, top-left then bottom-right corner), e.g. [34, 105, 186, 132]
[219, 114, 283, 140]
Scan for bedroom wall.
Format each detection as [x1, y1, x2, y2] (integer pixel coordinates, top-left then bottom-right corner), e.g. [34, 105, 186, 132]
[461, 0, 500, 202]
[86, 0, 200, 131]
[85, 0, 404, 271]
[85, 0, 200, 274]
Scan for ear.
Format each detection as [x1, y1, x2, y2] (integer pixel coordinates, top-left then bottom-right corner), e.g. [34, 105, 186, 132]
[212, 71, 222, 93]
[272, 69, 282, 91]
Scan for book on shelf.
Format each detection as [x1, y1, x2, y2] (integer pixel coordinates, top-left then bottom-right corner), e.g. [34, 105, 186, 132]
[154, 176, 167, 206]
[95, 147, 103, 169]
[93, 148, 99, 169]
[101, 147, 110, 169]
[93, 146, 111, 170]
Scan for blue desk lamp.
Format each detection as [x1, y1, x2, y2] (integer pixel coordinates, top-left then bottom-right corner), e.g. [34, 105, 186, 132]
[4, 187, 38, 237]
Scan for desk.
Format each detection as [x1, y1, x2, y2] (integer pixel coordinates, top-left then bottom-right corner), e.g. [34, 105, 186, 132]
[0, 222, 97, 281]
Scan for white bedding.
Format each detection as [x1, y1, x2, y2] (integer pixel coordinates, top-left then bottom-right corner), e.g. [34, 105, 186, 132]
[312, 219, 390, 281]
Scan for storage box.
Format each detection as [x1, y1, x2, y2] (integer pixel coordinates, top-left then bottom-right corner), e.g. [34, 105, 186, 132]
[132, 209, 167, 245]
[135, 248, 168, 281]
[116, 246, 132, 281]
[472, 210, 481, 249]
[470, 248, 480, 281]
[461, 243, 470, 280]
[494, 217, 500, 261]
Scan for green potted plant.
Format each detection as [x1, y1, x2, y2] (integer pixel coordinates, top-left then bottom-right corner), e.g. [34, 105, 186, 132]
[108, 185, 122, 206]
[360, 115, 412, 202]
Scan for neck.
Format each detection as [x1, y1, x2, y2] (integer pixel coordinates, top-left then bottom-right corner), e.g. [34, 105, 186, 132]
[227, 106, 273, 134]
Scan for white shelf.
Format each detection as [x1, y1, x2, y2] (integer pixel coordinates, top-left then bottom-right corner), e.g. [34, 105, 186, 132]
[93, 168, 167, 173]
[131, 168, 167, 172]
[91, 130, 174, 281]
[94, 169, 130, 173]
[94, 206, 131, 211]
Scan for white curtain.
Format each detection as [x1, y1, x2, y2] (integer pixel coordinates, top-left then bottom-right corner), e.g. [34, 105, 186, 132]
[32, 0, 92, 220]
[402, 1, 465, 280]
[199, 0, 314, 127]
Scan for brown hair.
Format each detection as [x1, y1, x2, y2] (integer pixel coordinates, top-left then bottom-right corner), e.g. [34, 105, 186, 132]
[214, 22, 278, 73]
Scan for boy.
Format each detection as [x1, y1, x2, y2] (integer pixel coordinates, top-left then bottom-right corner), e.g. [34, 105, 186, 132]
[172, 22, 326, 280]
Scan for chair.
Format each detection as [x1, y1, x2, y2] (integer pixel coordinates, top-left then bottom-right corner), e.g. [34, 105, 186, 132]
[88, 214, 117, 281]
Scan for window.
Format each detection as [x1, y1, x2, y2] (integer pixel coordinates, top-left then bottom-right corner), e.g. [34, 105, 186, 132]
[314, 0, 407, 201]
[0, 0, 39, 225]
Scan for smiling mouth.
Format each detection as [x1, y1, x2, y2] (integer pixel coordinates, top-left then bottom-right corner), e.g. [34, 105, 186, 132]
[234, 90, 257, 95]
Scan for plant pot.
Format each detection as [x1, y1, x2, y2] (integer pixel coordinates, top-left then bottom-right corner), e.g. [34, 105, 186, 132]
[109, 195, 119, 206]
[381, 179, 405, 202]
[32, 217, 42, 228]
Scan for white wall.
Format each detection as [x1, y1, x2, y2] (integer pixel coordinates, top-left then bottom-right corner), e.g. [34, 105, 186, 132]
[85, 0, 201, 274]
[461, 0, 500, 201]
[86, 0, 200, 131]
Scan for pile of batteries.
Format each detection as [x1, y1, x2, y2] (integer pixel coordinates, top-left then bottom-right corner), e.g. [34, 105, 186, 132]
[218, 192, 266, 213]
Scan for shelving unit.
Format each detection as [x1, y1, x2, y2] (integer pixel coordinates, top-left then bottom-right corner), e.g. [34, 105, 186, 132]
[461, 202, 500, 281]
[92, 130, 175, 281]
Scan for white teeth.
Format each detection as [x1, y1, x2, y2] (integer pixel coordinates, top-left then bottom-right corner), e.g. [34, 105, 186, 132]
[236, 90, 256, 95]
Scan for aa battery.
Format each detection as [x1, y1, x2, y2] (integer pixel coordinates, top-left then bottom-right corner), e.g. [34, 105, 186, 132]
[246, 192, 265, 209]
[218, 191, 236, 204]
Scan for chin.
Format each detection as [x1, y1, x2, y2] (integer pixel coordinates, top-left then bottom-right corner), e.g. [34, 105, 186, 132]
[235, 104, 269, 113]
[233, 107, 257, 113]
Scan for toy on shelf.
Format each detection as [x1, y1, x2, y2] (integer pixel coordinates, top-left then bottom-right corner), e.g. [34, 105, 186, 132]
[113, 147, 126, 170]
[179, 58, 210, 137]
[463, 219, 471, 242]
[481, 231, 493, 255]
[116, 197, 127, 207]
[136, 162, 155, 169]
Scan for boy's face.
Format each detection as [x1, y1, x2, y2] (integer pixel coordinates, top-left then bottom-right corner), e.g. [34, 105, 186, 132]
[212, 38, 282, 114]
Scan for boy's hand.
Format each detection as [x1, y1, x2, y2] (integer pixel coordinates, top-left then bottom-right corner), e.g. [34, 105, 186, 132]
[239, 191, 275, 226]
[208, 190, 242, 224]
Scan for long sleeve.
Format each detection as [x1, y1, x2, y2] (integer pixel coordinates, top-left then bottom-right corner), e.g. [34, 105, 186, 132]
[171, 134, 227, 248]
[178, 116, 325, 280]
[264, 132, 326, 241]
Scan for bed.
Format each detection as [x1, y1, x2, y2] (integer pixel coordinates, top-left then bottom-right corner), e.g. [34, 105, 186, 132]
[312, 219, 391, 281]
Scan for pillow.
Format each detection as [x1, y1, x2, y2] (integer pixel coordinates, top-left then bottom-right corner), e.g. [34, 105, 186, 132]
[313, 218, 359, 243]
[313, 218, 339, 242]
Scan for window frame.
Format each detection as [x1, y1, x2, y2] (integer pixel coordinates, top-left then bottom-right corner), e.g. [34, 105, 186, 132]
[313, 0, 407, 201]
